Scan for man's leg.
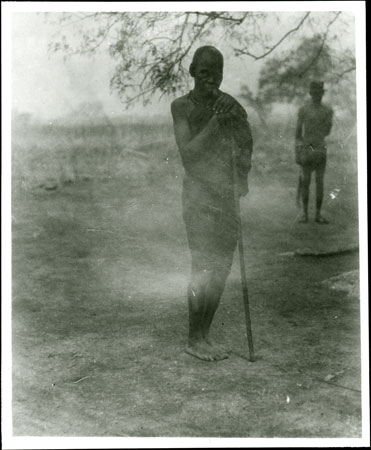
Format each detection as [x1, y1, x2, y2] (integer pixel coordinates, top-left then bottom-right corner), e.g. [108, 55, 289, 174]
[201, 207, 237, 356]
[299, 166, 312, 223]
[201, 266, 231, 357]
[296, 173, 303, 208]
[187, 270, 207, 343]
[315, 160, 329, 223]
[183, 191, 232, 361]
[202, 268, 227, 336]
[186, 268, 228, 361]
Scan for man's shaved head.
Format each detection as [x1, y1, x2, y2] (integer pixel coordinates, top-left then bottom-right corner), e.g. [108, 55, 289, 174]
[189, 46, 224, 76]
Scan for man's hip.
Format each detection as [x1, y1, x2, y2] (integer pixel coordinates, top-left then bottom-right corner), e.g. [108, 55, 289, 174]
[296, 143, 327, 169]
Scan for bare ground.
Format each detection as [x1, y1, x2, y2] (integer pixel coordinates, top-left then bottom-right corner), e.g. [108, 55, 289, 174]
[11, 160, 362, 438]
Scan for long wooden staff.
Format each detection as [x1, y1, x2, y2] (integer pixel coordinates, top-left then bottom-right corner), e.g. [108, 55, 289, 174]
[230, 138, 255, 362]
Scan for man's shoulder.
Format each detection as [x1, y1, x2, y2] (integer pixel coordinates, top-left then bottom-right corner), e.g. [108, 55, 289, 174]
[171, 94, 191, 115]
[219, 91, 248, 119]
[299, 102, 333, 115]
[219, 90, 237, 100]
[220, 90, 245, 106]
[321, 103, 334, 115]
[298, 102, 310, 116]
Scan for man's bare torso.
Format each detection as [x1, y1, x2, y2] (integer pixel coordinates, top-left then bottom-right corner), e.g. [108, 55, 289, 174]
[298, 102, 333, 148]
[172, 91, 252, 197]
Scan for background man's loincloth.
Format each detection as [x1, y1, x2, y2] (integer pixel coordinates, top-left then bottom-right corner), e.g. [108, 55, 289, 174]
[297, 143, 327, 171]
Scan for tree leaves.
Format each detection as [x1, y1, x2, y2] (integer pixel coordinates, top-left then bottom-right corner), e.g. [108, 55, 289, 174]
[47, 12, 355, 108]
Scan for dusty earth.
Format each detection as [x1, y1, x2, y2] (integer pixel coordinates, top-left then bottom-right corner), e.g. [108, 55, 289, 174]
[11, 129, 362, 438]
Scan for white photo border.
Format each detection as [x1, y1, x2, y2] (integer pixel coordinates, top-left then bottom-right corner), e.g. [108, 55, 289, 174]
[2, 2, 368, 448]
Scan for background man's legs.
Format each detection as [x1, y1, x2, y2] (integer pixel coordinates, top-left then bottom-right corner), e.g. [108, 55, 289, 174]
[300, 166, 312, 223]
[315, 161, 328, 223]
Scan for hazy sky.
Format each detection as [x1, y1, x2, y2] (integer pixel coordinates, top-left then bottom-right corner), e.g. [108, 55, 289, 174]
[11, 11, 355, 120]
[12, 13, 126, 119]
[12, 12, 265, 119]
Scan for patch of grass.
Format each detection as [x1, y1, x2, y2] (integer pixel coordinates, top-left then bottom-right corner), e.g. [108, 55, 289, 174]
[10, 114, 361, 437]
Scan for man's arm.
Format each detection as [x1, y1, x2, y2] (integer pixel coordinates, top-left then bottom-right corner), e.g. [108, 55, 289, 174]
[295, 107, 304, 143]
[213, 93, 253, 195]
[171, 98, 219, 166]
[213, 91, 248, 122]
[233, 117, 253, 196]
[216, 96, 253, 196]
[323, 107, 334, 137]
[295, 107, 305, 165]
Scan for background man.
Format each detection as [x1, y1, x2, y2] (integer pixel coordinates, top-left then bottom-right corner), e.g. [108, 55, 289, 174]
[171, 46, 253, 361]
[295, 81, 334, 224]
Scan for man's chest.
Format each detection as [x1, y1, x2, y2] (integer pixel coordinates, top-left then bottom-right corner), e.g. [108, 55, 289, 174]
[187, 103, 214, 135]
[303, 106, 329, 126]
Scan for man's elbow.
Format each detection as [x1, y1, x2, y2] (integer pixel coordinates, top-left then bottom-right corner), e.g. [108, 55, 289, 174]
[177, 143, 194, 165]
[244, 135, 253, 154]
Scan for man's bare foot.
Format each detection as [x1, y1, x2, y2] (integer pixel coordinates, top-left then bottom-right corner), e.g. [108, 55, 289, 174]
[205, 337, 230, 358]
[315, 214, 329, 224]
[185, 339, 228, 361]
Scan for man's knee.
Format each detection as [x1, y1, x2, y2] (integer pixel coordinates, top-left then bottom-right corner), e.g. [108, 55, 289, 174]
[315, 166, 326, 182]
[301, 167, 311, 184]
[190, 263, 231, 295]
[189, 268, 213, 296]
[316, 176, 324, 188]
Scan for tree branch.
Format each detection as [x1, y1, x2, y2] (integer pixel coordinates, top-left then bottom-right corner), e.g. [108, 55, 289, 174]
[234, 12, 311, 60]
[194, 11, 248, 25]
[333, 66, 356, 82]
[296, 12, 342, 79]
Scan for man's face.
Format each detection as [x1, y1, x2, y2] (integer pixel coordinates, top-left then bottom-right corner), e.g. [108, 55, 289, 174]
[193, 53, 223, 96]
[310, 88, 324, 104]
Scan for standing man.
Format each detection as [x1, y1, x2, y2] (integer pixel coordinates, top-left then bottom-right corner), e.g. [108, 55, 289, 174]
[171, 46, 253, 361]
[295, 81, 334, 224]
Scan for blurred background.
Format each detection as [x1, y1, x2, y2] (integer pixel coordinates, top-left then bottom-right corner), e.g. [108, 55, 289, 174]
[12, 11, 357, 191]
